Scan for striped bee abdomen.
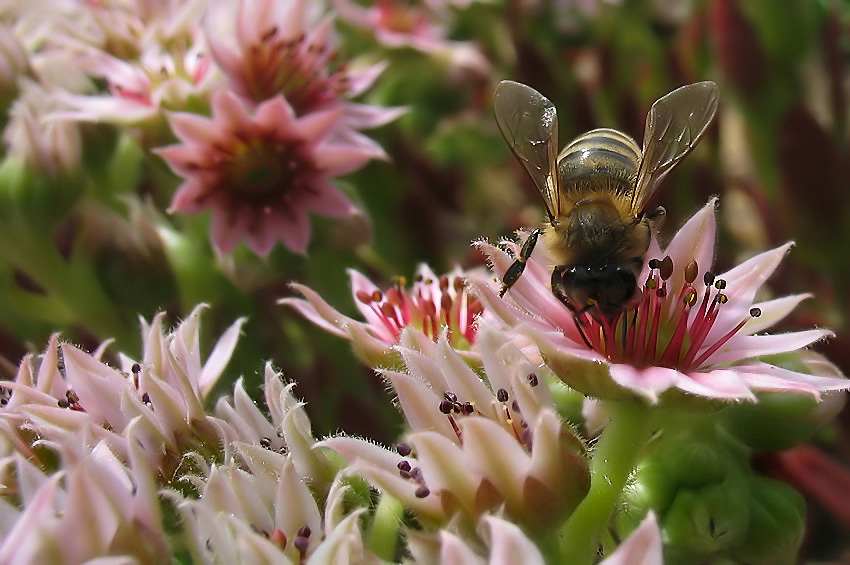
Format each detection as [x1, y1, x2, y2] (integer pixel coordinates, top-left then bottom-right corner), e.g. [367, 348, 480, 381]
[556, 128, 642, 201]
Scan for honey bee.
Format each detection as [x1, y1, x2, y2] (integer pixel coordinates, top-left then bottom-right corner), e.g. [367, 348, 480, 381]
[494, 80, 719, 317]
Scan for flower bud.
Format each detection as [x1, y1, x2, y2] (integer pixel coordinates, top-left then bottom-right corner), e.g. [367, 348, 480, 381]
[724, 389, 846, 451]
[630, 436, 748, 520]
[728, 476, 805, 564]
[663, 479, 751, 562]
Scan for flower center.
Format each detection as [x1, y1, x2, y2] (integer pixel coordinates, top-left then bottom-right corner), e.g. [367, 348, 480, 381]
[438, 388, 531, 448]
[576, 256, 761, 371]
[355, 274, 483, 347]
[376, 1, 429, 35]
[246, 27, 350, 112]
[223, 138, 316, 208]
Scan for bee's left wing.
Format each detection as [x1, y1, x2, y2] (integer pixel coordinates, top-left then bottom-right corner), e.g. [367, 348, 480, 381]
[631, 81, 719, 215]
[493, 80, 561, 221]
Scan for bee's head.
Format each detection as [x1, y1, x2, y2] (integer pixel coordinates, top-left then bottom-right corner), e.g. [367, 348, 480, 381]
[551, 260, 640, 317]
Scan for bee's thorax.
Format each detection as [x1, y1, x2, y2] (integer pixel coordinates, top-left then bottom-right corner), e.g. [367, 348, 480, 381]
[545, 198, 638, 265]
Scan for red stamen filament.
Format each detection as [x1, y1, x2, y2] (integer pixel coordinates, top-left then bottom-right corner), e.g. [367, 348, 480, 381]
[582, 259, 758, 372]
[691, 316, 750, 368]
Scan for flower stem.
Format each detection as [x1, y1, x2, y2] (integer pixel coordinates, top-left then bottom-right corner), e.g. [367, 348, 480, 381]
[559, 400, 656, 563]
[366, 492, 403, 561]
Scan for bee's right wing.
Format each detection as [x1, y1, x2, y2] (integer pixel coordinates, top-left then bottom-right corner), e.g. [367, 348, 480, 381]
[631, 81, 719, 216]
[493, 80, 560, 221]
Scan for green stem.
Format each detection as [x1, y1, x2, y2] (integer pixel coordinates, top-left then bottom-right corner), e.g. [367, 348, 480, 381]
[366, 492, 403, 561]
[559, 400, 657, 564]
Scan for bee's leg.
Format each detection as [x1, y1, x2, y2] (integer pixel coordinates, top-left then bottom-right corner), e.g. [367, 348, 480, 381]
[499, 228, 541, 297]
[570, 302, 595, 349]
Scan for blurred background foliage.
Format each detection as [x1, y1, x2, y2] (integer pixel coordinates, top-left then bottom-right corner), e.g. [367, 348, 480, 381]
[1, 0, 850, 558]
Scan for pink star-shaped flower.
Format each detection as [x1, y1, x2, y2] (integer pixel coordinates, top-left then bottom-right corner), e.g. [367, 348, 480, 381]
[475, 199, 849, 404]
[156, 90, 375, 255]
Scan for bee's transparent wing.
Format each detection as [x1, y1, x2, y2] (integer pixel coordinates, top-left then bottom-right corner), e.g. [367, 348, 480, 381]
[632, 81, 719, 215]
[493, 80, 560, 220]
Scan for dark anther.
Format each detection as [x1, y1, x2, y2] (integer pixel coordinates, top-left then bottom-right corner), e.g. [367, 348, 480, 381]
[461, 402, 474, 415]
[527, 373, 539, 387]
[414, 486, 430, 498]
[397, 460, 411, 472]
[293, 536, 309, 555]
[749, 308, 761, 317]
[297, 525, 311, 538]
[714, 279, 727, 290]
[439, 400, 453, 414]
[684, 260, 699, 284]
[703, 271, 715, 286]
[496, 388, 509, 402]
[260, 437, 272, 449]
[396, 442, 412, 457]
[444, 392, 458, 403]
[659, 256, 674, 280]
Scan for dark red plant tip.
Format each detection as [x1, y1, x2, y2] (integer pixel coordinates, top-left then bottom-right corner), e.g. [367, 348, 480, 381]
[763, 445, 850, 531]
[822, 12, 846, 134]
[709, 0, 767, 98]
[778, 103, 845, 242]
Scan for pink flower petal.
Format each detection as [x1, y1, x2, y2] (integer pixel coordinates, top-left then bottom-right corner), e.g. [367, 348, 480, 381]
[736, 362, 850, 399]
[299, 181, 353, 217]
[294, 106, 343, 142]
[409, 430, 480, 514]
[608, 364, 679, 404]
[164, 110, 219, 145]
[706, 329, 833, 366]
[658, 198, 717, 318]
[437, 531, 487, 565]
[279, 283, 353, 338]
[481, 515, 546, 565]
[210, 89, 251, 131]
[274, 210, 311, 255]
[678, 368, 756, 400]
[199, 316, 246, 397]
[382, 370, 457, 438]
[317, 437, 445, 520]
[461, 417, 529, 508]
[209, 208, 247, 254]
[255, 95, 297, 135]
[601, 512, 663, 565]
[340, 100, 407, 127]
[744, 293, 811, 335]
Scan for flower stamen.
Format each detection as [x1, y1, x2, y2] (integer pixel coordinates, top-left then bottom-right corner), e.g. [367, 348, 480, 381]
[583, 256, 764, 373]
